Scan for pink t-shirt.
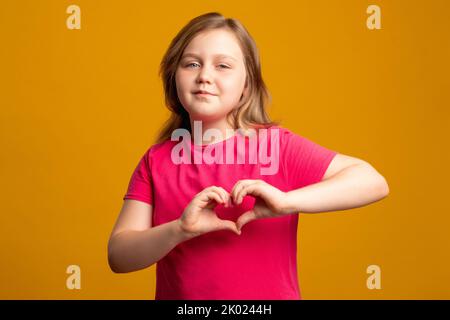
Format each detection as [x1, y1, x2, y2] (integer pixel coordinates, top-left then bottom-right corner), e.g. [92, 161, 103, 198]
[123, 125, 337, 300]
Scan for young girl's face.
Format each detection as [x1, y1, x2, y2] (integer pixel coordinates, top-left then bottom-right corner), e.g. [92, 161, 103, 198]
[175, 29, 247, 124]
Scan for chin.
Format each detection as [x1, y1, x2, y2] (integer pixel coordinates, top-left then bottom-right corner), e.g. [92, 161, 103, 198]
[192, 109, 229, 122]
[191, 113, 221, 122]
[188, 105, 220, 116]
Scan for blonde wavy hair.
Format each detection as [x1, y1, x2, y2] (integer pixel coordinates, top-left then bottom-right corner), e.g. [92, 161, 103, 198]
[156, 12, 278, 144]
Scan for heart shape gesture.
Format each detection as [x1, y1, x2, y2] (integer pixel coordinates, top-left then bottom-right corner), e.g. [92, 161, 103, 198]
[178, 180, 292, 239]
[230, 179, 292, 231]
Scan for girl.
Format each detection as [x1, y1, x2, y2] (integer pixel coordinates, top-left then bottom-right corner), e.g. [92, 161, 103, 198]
[108, 12, 389, 300]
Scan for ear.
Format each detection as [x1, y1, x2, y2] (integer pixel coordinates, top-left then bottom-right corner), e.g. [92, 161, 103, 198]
[240, 78, 249, 101]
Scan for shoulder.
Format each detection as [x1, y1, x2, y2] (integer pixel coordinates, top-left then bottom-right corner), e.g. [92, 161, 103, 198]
[261, 125, 296, 136]
[262, 125, 302, 144]
[267, 126, 332, 157]
[140, 138, 176, 164]
[247, 124, 291, 138]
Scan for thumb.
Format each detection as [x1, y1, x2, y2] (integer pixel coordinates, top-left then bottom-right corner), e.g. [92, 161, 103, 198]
[236, 210, 257, 232]
[219, 219, 242, 236]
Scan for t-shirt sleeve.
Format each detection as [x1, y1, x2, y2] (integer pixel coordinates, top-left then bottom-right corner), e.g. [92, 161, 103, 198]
[281, 128, 338, 189]
[123, 148, 154, 205]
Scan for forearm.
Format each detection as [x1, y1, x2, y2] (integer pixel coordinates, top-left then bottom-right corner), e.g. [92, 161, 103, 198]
[285, 163, 389, 213]
[108, 219, 191, 273]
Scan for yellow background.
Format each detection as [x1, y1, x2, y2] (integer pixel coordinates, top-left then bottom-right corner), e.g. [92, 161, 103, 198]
[1, 0, 449, 299]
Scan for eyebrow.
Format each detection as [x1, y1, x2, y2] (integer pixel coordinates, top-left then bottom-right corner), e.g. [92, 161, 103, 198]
[181, 53, 238, 61]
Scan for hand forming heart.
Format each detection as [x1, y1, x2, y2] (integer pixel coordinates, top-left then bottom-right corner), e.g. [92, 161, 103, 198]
[178, 180, 291, 239]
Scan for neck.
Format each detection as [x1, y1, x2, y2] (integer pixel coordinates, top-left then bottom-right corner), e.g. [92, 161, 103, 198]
[189, 117, 235, 146]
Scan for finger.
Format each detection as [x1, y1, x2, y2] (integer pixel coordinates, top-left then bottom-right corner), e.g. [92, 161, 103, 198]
[231, 180, 253, 204]
[230, 181, 242, 205]
[235, 183, 252, 205]
[236, 182, 260, 205]
[217, 219, 241, 236]
[198, 191, 223, 208]
[236, 210, 257, 231]
[209, 186, 228, 205]
[216, 187, 230, 207]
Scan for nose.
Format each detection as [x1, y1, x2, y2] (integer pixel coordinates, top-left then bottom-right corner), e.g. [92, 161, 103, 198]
[196, 65, 213, 84]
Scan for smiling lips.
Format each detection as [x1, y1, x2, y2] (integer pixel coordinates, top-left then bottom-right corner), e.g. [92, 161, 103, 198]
[193, 90, 217, 96]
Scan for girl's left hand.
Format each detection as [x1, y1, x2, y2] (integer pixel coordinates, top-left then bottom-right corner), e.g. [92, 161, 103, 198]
[230, 179, 293, 232]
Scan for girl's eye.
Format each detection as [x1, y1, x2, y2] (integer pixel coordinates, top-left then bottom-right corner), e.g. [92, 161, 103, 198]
[186, 62, 200, 68]
[185, 63, 230, 69]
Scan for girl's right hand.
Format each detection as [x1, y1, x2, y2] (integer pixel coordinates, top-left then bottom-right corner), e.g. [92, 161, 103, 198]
[178, 186, 241, 238]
